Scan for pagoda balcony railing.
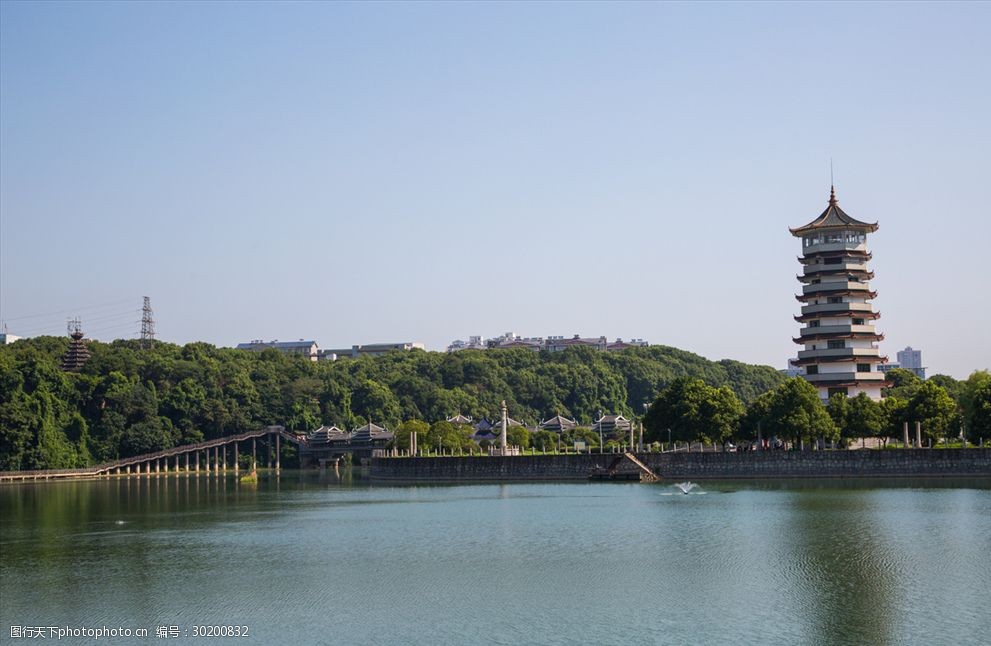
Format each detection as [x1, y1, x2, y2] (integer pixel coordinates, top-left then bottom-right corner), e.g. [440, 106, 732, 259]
[802, 281, 871, 295]
[795, 311, 880, 323]
[804, 372, 887, 384]
[802, 262, 869, 275]
[799, 324, 877, 336]
[798, 250, 871, 264]
[797, 347, 881, 360]
[800, 302, 875, 316]
[802, 241, 869, 254]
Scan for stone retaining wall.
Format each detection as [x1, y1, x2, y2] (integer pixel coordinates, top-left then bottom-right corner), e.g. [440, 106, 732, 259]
[370, 449, 991, 481]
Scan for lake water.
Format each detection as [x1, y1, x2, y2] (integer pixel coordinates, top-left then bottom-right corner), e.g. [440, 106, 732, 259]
[1, 472, 989, 645]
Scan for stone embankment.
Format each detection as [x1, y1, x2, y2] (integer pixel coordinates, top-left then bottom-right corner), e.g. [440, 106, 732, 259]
[370, 449, 991, 481]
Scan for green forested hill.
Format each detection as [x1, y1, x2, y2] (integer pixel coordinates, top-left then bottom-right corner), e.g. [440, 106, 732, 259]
[0, 337, 784, 470]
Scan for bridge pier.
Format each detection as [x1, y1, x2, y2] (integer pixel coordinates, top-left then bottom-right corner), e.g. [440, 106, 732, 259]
[252, 438, 257, 469]
[223, 445, 227, 472]
[214, 446, 219, 475]
[275, 434, 280, 470]
[195, 451, 200, 473]
[206, 449, 212, 474]
[234, 442, 239, 474]
[175, 454, 181, 473]
[154, 459, 159, 475]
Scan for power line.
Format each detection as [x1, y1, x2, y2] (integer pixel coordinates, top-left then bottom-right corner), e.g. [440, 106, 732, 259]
[0, 297, 139, 323]
[14, 310, 140, 337]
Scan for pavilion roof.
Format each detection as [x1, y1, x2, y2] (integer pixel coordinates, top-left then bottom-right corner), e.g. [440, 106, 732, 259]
[790, 187, 878, 236]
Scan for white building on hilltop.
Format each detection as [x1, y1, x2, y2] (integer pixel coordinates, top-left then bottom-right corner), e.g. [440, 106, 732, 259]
[236, 339, 319, 361]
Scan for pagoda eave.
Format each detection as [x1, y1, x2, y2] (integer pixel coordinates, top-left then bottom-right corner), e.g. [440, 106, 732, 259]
[796, 290, 877, 302]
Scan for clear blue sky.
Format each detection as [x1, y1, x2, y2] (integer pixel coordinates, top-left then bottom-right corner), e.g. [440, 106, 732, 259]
[1, 1, 988, 378]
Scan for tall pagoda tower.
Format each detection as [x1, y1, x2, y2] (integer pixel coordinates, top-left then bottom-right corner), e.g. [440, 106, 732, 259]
[61, 318, 91, 372]
[790, 187, 886, 400]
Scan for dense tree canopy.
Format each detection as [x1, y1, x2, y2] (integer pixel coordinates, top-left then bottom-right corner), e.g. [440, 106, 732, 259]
[0, 337, 784, 470]
[1, 337, 983, 470]
[643, 377, 744, 445]
[754, 378, 838, 444]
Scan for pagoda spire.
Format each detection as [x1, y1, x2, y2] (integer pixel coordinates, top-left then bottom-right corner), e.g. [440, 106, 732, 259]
[829, 185, 837, 206]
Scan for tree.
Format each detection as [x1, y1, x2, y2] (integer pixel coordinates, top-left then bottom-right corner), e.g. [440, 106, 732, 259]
[845, 393, 883, 443]
[739, 390, 774, 443]
[883, 368, 923, 399]
[826, 393, 849, 434]
[428, 420, 473, 452]
[643, 377, 743, 445]
[702, 386, 745, 446]
[879, 396, 908, 445]
[960, 371, 991, 443]
[561, 427, 599, 448]
[507, 425, 531, 449]
[393, 420, 429, 451]
[928, 374, 962, 401]
[907, 381, 958, 443]
[531, 430, 558, 452]
[761, 378, 837, 446]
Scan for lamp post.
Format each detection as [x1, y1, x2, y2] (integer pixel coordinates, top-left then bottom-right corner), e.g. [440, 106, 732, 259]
[597, 409, 603, 454]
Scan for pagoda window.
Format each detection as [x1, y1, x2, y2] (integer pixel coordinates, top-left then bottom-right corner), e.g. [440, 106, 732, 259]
[828, 387, 848, 397]
[853, 318, 865, 325]
[827, 340, 845, 349]
[807, 366, 819, 375]
[827, 297, 843, 304]
[825, 257, 842, 265]
[811, 279, 820, 284]
[809, 320, 820, 327]
[857, 364, 871, 373]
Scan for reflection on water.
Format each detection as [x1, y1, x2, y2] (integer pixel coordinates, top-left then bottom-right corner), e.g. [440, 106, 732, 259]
[1, 473, 989, 645]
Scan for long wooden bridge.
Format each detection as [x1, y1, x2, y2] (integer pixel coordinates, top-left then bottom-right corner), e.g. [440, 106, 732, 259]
[0, 426, 298, 482]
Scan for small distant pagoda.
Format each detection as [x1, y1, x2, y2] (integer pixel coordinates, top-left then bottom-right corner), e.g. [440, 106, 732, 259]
[61, 318, 91, 372]
[790, 187, 886, 400]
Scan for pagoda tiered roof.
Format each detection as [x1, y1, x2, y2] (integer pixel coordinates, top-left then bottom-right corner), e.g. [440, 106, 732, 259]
[61, 332, 91, 372]
[793, 332, 885, 344]
[798, 249, 872, 264]
[799, 268, 874, 280]
[790, 187, 878, 236]
[795, 289, 877, 303]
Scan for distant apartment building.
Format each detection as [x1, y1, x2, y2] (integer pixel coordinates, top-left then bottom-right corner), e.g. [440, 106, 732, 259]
[446, 332, 648, 353]
[0, 332, 22, 345]
[446, 336, 489, 352]
[236, 339, 319, 361]
[319, 342, 425, 361]
[895, 346, 926, 380]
